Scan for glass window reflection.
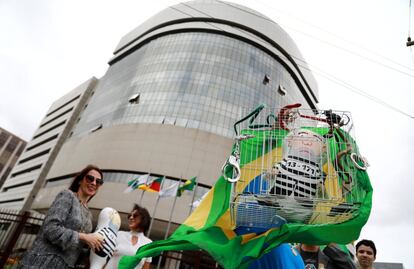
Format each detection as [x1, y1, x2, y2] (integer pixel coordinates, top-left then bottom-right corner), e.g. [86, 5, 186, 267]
[72, 32, 312, 138]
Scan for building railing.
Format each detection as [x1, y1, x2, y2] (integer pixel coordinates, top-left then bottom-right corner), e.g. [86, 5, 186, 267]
[0, 209, 220, 269]
[0, 209, 45, 269]
[161, 250, 223, 269]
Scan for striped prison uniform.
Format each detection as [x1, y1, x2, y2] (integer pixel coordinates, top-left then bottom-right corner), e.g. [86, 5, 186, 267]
[270, 155, 324, 199]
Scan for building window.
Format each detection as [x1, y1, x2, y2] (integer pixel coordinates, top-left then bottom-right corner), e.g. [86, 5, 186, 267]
[0, 132, 8, 148]
[70, 32, 311, 139]
[89, 124, 103, 133]
[5, 138, 18, 152]
[278, 85, 287, 96]
[128, 93, 140, 104]
[162, 117, 176, 125]
[263, 74, 271, 85]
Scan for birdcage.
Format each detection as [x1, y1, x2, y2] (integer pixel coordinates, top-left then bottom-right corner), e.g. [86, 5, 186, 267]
[222, 104, 368, 233]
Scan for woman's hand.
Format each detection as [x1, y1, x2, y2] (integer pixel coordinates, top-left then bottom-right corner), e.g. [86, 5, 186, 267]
[79, 232, 104, 251]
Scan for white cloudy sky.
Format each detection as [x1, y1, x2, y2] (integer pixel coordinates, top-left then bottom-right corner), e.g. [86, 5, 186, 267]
[1, 0, 413, 267]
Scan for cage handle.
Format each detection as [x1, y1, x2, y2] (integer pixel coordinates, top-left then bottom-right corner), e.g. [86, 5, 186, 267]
[278, 103, 302, 130]
[222, 155, 241, 183]
[233, 104, 266, 136]
[350, 153, 369, 171]
[222, 134, 255, 183]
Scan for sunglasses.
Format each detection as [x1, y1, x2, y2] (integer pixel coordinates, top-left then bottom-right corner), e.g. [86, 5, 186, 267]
[127, 213, 140, 219]
[85, 174, 104, 186]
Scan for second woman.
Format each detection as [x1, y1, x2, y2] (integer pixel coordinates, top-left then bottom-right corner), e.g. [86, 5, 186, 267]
[105, 204, 152, 269]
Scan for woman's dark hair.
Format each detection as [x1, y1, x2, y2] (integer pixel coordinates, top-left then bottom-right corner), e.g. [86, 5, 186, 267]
[132, 204, 151, 233]
[69, 165, 103, 200]
[356, 239, 377, 258]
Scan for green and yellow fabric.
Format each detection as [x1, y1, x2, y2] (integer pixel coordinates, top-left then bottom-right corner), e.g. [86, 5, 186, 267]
[119, 128, 372, 269]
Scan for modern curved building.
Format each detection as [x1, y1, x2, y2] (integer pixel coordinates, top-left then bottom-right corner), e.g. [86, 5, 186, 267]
[0, 0, 319, 256]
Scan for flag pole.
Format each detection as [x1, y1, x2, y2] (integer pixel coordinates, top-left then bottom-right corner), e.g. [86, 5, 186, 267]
[164, 188, 178, 239]
[188, 180, 198, 216]
[164, 178, 180, 240]
[147, 178, 164, 237]
[156, 178, 181, 269]
[139, 173, 151, 204]
[139, 189, 146, 205]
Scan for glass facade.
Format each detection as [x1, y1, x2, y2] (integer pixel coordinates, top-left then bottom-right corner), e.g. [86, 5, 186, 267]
[72, 32, 311, 138]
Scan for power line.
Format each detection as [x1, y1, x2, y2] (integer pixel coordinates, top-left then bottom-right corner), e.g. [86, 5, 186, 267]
[168, 0, 414, 74]
[170, 0, 414, 73]
[218, 0, 414, 79]
[408, 0, 414, 47]
[176, 1, 414, 119]
[293, 57, 414, 119]
[252, 0, 414, 74]
[409, 0, 412, 38]
[169, 5, 226, 33]
[410, 47, 414, 64]
[166, 1, 414, 119]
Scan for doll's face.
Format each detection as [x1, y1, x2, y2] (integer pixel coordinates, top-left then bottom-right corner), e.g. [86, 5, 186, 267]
[284, 130, 325, 162]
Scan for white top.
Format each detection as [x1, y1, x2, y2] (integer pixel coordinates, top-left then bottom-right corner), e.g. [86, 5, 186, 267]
[105, 231, 152, 269]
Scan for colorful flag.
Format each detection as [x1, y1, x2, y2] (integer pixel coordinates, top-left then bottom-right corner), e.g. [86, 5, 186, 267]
[139, 176, 164, 193]
[159, 182, 179, 198]
[123, 174, 150, 193]
[177, 176, 196, 197]
[119, 128, 372, 269]
[191, 191, 208, 210]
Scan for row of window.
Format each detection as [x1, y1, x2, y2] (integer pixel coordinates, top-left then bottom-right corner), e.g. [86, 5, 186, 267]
[71, 32, 311, 139]
[1, 95, 81, 192]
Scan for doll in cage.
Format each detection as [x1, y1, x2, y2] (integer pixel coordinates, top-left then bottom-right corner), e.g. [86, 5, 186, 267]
[258, 128, 327, 223]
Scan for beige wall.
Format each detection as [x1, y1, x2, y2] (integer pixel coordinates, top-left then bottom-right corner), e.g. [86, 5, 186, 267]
[46, 123, 233, 186]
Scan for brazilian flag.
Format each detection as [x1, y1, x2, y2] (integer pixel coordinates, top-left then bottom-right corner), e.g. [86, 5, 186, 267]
[177, 176, 197, 197]
[119, 128, 372, 269]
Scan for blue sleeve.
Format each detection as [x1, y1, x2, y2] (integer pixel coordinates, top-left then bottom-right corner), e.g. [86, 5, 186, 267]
[248, 244, 304, 269]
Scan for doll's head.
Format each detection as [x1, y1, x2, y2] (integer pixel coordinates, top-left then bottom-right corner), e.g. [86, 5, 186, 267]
[282, 128, 326, 164]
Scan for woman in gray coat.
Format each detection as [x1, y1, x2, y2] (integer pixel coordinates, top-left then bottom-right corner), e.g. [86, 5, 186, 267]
[18, 165, 105, 269]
